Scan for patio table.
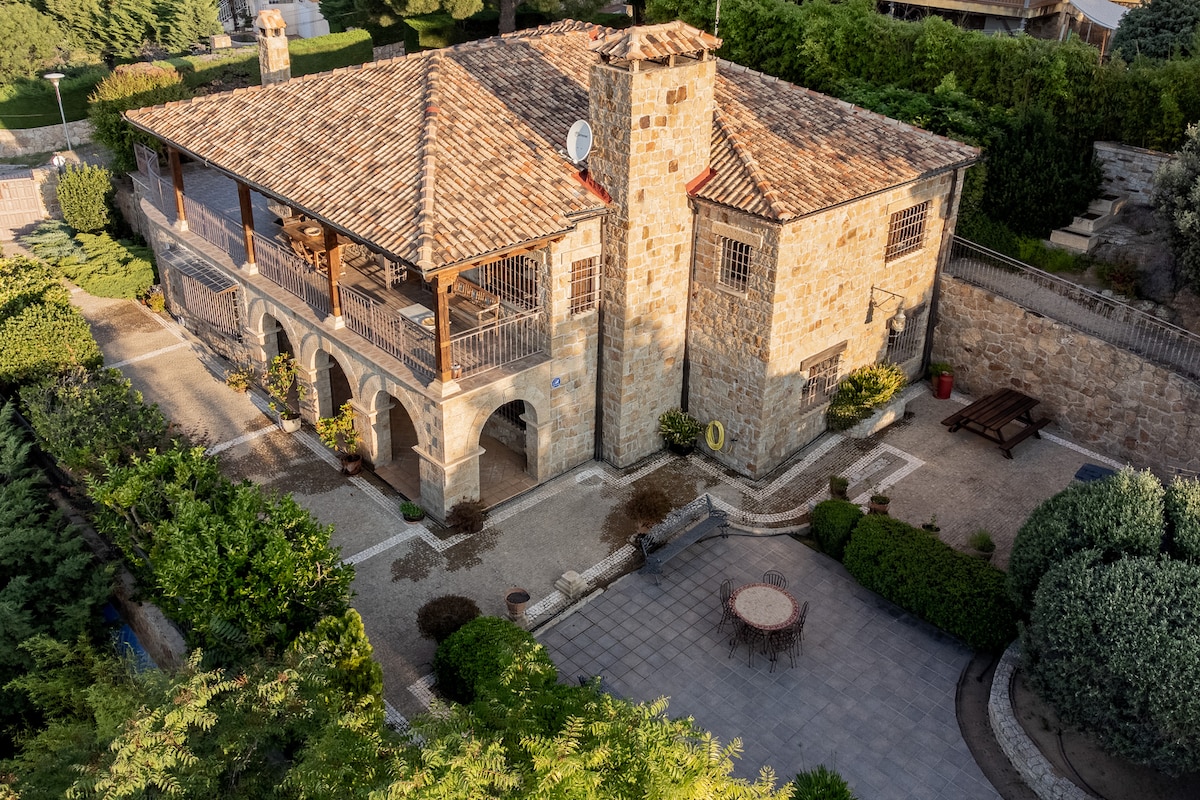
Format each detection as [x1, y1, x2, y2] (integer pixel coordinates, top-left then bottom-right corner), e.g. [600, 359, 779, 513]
[730, 583, 799, 632]
[940, 388, 1050, 459]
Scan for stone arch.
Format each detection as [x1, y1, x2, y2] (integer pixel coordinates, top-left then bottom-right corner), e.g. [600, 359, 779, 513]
[471, 395, 545, 506]
[244, 298, 303, 365]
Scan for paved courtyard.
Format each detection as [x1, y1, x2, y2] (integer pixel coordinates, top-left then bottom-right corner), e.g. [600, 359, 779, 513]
[539, 534, 997, 799]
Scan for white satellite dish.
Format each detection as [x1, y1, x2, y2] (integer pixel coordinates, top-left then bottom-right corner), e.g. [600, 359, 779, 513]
[566, 119, 593, 164]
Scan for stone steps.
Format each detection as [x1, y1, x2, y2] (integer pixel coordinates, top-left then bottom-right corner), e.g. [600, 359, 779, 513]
[1046, 193, 1127, 254]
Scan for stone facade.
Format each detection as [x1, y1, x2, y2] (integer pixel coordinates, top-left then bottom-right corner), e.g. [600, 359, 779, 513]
[933, 277, 1200, 475]
[687, 169, 965, 477]
[1094, 141, 1174, 207]
[0, 120, 94, 158]
[590, 53, 715, 468]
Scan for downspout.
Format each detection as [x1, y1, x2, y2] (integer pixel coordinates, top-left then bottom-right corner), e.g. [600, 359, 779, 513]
[923, 166, 964, 374]
[681, 197, 701, 412]
[594, 221, 607, 462]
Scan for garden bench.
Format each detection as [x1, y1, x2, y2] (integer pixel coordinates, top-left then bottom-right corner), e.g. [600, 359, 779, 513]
[639, 496, 730, 582]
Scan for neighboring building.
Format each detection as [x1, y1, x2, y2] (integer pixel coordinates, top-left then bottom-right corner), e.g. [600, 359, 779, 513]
[125, 17, 977, 518]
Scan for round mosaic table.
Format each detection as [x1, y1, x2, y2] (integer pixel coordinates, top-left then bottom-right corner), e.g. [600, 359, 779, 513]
[730, 583, 799, 632]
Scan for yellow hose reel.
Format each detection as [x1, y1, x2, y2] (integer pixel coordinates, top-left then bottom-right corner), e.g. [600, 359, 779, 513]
[705, 420, 725, 451]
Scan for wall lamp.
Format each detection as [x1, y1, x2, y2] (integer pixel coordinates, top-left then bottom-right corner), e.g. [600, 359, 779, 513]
[867, 285, 907, 332]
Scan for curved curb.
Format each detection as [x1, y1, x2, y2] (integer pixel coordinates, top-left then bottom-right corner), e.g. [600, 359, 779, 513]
[988, 643, 1092, 800]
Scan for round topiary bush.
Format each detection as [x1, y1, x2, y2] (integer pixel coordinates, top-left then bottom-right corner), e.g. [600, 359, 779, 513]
[1023, 552, 1200, 775]
[57, 164, 114, 234]
[416, 594, 481, 644]
[1007, 469, 1165, 612]
[432, 616, 556, 705]
[810, 499, 864, 562]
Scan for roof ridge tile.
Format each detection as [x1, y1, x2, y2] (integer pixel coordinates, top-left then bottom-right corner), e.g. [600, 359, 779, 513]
[414, 51, 443, 270]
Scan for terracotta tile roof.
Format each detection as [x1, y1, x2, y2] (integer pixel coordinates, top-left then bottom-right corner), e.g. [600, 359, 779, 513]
[590, 21, 721, 62]
[126, 21, 977, 268]
[700, 65, 978, 220]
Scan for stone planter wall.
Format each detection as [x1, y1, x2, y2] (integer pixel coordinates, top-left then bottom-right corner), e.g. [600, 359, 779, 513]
[933, 277, 1200, 475]
[0, 119, 94, 158]
[1093, 141, 1173, 207]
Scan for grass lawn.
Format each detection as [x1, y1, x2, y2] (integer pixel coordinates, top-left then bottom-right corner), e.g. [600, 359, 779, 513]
[0, 68, 107, 129]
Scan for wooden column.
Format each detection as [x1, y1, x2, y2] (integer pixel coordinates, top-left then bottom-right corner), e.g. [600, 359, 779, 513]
[433, 271, 456, 382]
[324, 226, 343, 320]
[168, 147, 187, 231]
[237, 181, 256, 271]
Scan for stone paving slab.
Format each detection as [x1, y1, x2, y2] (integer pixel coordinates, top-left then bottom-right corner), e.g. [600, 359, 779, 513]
[538, 532, 1001, 799]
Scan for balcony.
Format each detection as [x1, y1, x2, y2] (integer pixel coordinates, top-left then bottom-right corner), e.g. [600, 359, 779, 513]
[132, 164, 547, 385]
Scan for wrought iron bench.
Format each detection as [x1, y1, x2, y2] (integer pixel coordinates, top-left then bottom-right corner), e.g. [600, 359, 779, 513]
[639, 495, 730, 582]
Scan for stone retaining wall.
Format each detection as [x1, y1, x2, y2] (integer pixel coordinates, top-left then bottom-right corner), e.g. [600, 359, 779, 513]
[1093, 141, 1173, 207]
[989, 643, 1091, 800]
[0, 119, 94, 158]
[933, 278, 1200, 476]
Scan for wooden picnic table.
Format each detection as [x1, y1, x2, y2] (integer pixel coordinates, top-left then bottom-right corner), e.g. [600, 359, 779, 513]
[941, 388, 1050, 459]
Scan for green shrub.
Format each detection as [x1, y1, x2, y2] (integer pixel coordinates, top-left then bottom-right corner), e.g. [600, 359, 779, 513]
[0, 256, 102, 391]
[416, 595, 481, 644]
[59, 232, 156, 299]
[1007, 469, 1165, 612]
[57, 164, 114, 234]
[843, 515, 1017, 651]
[88, 63, 191, 173]
[87, 446, 353, 662]
[1095, 256, 1141, 297]
[811, 499, 864, 561]
[825, 362, 907, 431]
[289, 608, 384, 710]
[19, 220, 86, 266]
[1165, 477, 1200, 561]
[1023, 553, 1200, 775]
[19, 367, 177, 478]
[432, 616, 556, 705]
[790, 765, 857, 800]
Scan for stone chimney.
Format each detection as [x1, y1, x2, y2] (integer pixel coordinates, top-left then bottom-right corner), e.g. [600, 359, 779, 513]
[256, 9, 290, 86]
[587, 22, 720, 467]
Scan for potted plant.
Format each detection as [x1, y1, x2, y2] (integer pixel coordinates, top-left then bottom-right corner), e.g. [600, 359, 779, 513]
[868, 493, 890, 515]
[659, 408, 703, 455]
[224, 363, 254, 393]
[400, 500, 425, 523]
[968, 529, 995, 562]
[929, 361, 954, 400]
[316, 401, 363, 475]
[829, 475, 849, 500]
[264, 353, 306, 432]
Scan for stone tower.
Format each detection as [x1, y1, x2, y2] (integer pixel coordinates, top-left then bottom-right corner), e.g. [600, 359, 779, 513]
[256, 9, 290, 86]
[587, 22, 720, 467]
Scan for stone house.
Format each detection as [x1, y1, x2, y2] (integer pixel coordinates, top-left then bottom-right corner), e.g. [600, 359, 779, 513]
[124, 18, 977, 518]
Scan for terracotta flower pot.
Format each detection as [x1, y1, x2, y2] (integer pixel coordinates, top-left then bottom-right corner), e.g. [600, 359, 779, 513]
[505, 588, 530, 620]
[341, 454, 363, 476]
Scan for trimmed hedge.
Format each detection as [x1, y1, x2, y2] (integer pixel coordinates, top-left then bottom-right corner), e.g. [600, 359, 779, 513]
[1165, 477, 1200, 561]
[843, 515, 1017, 651]
[432, 616, 556, 705]
[56, 165, 115, 234]
[811, 499, 863, 561]
[1023, 553, 1200, 775]
[1007, 469, 1165, 612]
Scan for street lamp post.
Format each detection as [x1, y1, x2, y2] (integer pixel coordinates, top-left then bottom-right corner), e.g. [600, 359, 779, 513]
[42, 72, 72, 152]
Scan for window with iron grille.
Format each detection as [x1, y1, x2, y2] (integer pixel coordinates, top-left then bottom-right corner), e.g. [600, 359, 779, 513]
[887, 302, 926, 363]
[885, 201, 930, 261]
[801, 352, 842, 408]
[569, 256, 599, 314]
[719, 237, 752, 292]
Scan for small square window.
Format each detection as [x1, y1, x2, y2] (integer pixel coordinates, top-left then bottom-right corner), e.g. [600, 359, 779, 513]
[885, 201, 930, 262]
[719, 237, 752, 293]
[802, 352, 841, 408]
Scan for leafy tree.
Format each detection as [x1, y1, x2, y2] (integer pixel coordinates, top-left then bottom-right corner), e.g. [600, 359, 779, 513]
[0, 4, 65, 82]
[1023, 552, 1200, 775]
[57, 164, 114, 234]
[88, 63, 190, 173]
[87, 446, 354, 661]
[44, 0, 111, 58]
[1112, 0, 1200, 61]
[1154, 122, 1200, 292]
[0, 403, 112, 750]
[1007, 468, 1165, 612]
[19, 367, 177, 479]
[0, 256, 102, 392]
[153, 0, 223, 54]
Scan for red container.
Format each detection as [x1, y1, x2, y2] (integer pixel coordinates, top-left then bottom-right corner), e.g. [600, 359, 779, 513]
[933, 373, 954, 400]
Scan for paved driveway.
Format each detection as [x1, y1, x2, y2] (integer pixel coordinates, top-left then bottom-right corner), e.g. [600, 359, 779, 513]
[539, 533, 1000, 799]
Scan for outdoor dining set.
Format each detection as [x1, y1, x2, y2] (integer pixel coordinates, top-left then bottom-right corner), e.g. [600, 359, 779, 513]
[720, 570, 809, 672]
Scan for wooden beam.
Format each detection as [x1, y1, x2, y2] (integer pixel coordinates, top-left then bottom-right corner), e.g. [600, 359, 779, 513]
[237, 181, 256, 268]
[324, 225, 343, 319]
[433, 270, 458, 382]
[168, 147, 187, 230]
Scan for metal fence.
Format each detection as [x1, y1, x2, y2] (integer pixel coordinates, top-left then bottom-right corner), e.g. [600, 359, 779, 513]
[946, 237, 1200, 383]
[451, 311, 545, 378]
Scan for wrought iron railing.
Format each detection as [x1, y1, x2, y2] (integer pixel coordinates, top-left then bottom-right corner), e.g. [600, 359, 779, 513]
[947, 237, 1200, 382]
[182, 194, 246, 265]
[339, 285, 436, 378]
[451, 311, 545, 378]
[253, 232, 332, 316]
